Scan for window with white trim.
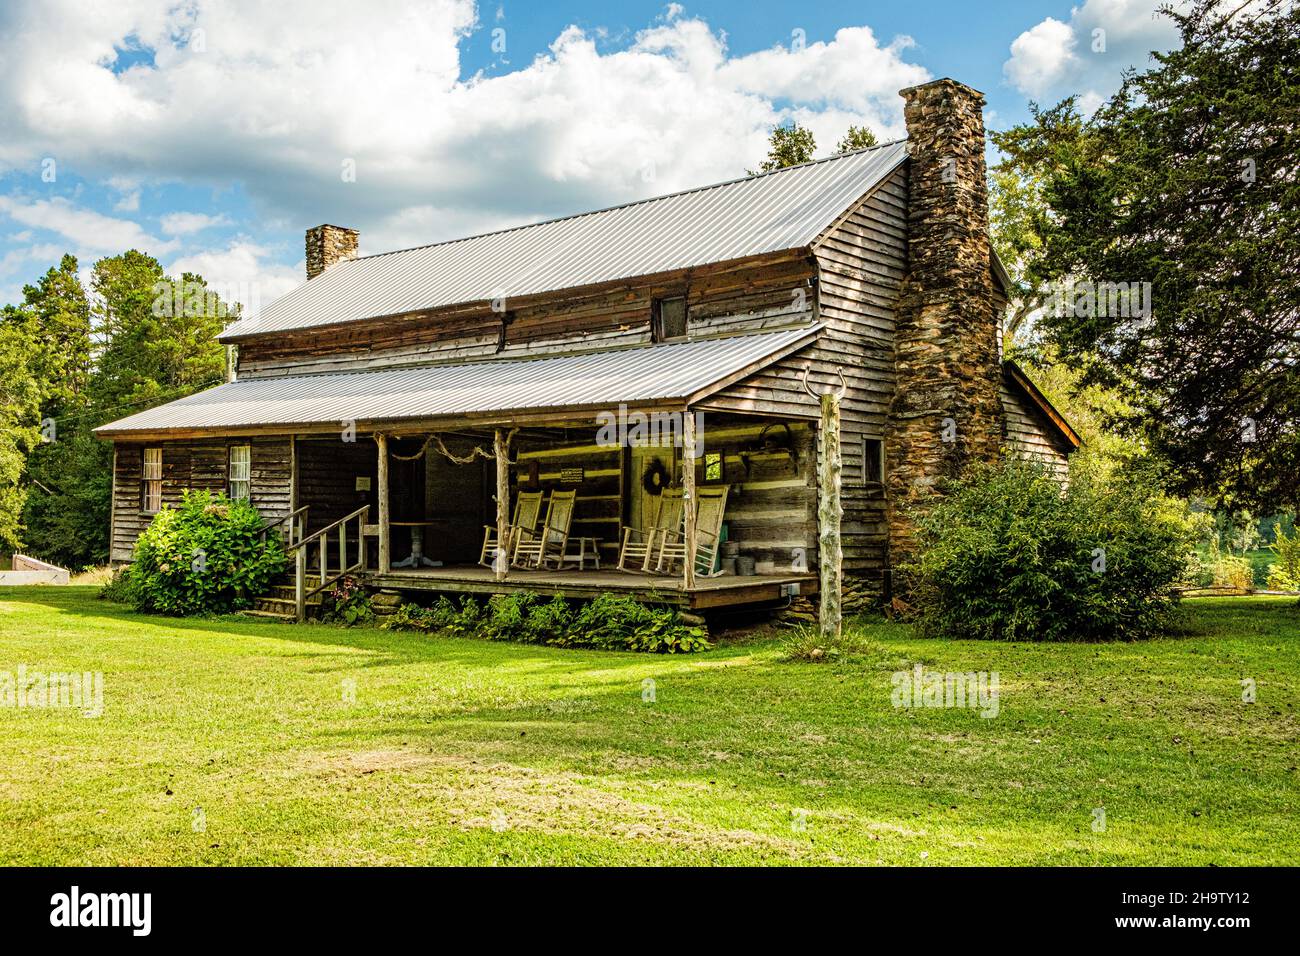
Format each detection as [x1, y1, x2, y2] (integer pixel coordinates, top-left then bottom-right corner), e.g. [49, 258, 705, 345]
[229, 444, 251, 501]
[142, 448, 163, 512]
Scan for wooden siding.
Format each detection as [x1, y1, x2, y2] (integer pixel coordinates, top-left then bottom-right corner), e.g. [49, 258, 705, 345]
[295, 437, 377, 534]
[110, 437, 292, 562]
[705, 165, 910, 585]
[236, 253, 817, 380]
[1001, 380, 1072, 477]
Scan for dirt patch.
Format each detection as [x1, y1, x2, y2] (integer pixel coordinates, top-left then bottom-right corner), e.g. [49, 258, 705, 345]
[298, 747, 808, 857]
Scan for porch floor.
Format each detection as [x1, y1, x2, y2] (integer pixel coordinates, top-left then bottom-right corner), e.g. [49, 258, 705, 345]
[365, 564, 817, 610]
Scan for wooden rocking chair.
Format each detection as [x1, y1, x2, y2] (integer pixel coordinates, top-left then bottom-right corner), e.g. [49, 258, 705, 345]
[655, 485, 729, 577]
[479, 490, 543, 569]
[617, 488, 684, 572]
[512, 490, 577, 569]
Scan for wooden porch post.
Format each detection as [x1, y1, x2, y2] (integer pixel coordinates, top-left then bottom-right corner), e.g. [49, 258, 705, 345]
[376, 432, 390, 573]
[682, 411, 698, 590]
[295, 546, 307, 623]
[288, 435, 299, 543]
[494, 428, 510, 581]
[816, 390, 843, 642]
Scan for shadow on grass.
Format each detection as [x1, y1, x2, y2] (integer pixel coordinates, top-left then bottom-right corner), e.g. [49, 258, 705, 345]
[0, 585, 768, 677]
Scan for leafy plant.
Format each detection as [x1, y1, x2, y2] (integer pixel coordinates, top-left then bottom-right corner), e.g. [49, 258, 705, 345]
[1269, 526, 1300, 591]
[129, 490, 285, 616]
[903, 457, 1194, 641]
[384, 591, 709, 653]
[319, 575, 373, 626]
[1206, 553, 1255, 592]
[97, 566, 138, 604]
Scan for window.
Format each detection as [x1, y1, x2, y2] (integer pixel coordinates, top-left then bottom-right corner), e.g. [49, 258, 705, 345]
[845, 437, 884, 485]
[142, 448, 163, 512]
[229, 445, 251, 501]
[864, 438, 884, 483]
[653, 296, 688, 342]
[704, 451, 723, 482]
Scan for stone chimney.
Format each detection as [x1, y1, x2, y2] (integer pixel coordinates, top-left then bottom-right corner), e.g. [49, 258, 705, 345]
[885, 78, 1004, 582]
[305, 224, 359, 280]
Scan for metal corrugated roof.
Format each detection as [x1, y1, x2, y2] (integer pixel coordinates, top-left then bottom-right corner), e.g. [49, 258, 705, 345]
[97, 325, 820, 436]
[219, 141, 909, 340]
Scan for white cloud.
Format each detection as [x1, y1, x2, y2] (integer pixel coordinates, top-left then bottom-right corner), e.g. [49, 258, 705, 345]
[168, 240, 303, 318]
[1003, 0, 1187, 109]
[0, 0, 928, 256]
[106, 175, 141, 211]
[0, 195, 175, 255]
[160, 211, 230, 235]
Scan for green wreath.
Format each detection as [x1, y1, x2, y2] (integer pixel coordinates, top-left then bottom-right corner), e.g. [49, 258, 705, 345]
[641, 458, 670, 496]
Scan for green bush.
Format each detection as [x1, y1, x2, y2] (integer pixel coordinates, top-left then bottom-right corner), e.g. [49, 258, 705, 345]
[904, 457, 1193, 641]
[481, 592, 540, 641]
[97, 566, 138, 604]
[1267, 564, 1297, 591]
[1269, 526, 1300, 590]
[384, 591, 709, 653]
[130, 491, 286, 616]
[1207, 553, 1255, 591]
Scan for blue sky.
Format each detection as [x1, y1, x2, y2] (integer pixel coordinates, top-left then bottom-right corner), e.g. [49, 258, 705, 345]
[0, 0, 1184, 316]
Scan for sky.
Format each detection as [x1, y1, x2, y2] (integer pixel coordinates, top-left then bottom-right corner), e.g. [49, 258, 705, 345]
[0, 0, 1188, 317]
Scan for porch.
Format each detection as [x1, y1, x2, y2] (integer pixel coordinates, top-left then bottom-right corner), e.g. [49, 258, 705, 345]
[367, 565, 816, 611]
[284, 407, 822, 617]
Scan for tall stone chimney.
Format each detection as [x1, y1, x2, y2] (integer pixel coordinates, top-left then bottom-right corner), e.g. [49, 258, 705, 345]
[885, 78, 1004, 582]
[305, 224, 359, 280]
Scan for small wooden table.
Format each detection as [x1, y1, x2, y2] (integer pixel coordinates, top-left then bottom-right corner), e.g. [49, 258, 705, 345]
[390, 520, 445, 568]
[559, 537, 602, 570]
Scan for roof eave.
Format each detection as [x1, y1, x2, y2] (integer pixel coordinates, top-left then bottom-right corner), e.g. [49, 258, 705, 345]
[1003, 359, 1083, 449]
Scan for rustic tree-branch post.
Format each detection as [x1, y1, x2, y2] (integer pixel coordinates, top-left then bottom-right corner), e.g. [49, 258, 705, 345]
[682, 410, 698, 590]
[494, 428, 511, 581]
[376, 432, 390, 573]
[804, 367, 845, 642]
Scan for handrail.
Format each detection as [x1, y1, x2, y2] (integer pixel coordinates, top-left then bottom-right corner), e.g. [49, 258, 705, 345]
[262, 505, 309, 546]
[289, 505, 368, 552]
[291, 505, 370, 622]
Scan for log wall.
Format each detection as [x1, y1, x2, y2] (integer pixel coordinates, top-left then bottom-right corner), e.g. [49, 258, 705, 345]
[236, 254, 817, 380]
[110, 437, 292, 562]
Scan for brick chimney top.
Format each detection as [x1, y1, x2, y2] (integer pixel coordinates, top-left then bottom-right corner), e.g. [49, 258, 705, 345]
[305, 224, 359, 280]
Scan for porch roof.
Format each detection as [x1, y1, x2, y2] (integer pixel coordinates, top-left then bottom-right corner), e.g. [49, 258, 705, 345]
[95, 325, 820, 439]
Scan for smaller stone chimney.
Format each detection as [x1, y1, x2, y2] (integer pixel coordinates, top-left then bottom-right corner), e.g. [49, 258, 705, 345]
[305, 224, 359, 280]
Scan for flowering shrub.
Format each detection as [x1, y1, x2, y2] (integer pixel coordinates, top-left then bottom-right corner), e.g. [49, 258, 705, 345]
[319, 575, 373, 626]
[130, 491, 285, 616]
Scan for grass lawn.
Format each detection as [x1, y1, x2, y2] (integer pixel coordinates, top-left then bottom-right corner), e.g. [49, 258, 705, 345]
[1, 587, 1297, 866]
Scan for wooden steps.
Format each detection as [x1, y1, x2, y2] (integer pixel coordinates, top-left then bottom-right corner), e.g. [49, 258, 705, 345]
[238, 576, 326, 622]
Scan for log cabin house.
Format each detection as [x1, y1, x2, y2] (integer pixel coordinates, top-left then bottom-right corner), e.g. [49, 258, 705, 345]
[95, 78, 1078, 619]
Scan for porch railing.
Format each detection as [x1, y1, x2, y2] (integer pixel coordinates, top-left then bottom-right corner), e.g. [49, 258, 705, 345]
[288, 505, 370, 622]
[261, 505, 310, 548]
